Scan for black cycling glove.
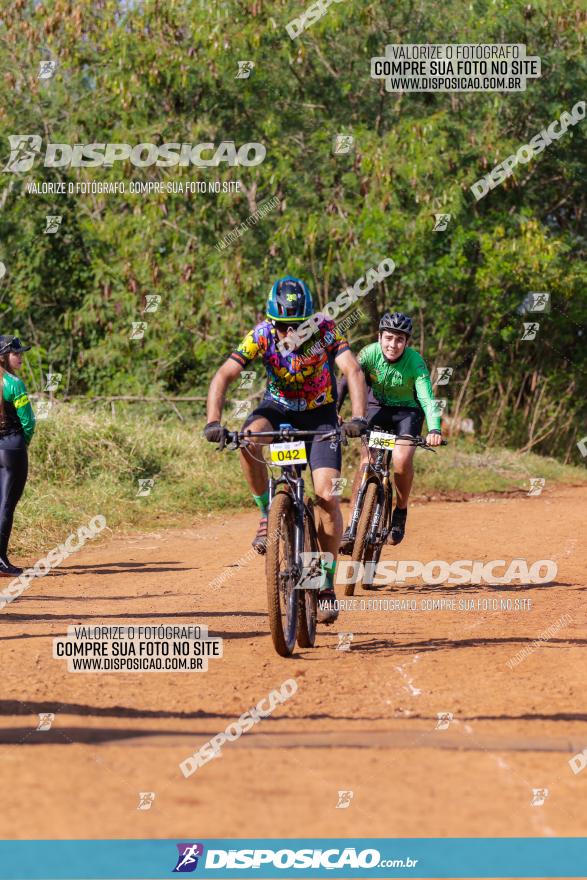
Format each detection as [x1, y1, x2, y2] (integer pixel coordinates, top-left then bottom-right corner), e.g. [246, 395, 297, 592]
[203, 421, 228, 444]
[342, 417, 368, 438]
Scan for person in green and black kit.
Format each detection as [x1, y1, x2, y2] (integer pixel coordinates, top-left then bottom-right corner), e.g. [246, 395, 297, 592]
[0, 336, 36, 576]
[337, 312, 442, 551]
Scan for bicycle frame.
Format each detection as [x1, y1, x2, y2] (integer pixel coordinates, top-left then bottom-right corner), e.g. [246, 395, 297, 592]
[267, 464, 306, 584]
[365, 446, 394, 547]
[347, 442, 394, 548]
[223, 424, 345, 587]
[347, 432, 442, 551]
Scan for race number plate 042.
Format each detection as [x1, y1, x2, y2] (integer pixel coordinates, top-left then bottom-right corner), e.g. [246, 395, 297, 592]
[368, 430, 396, 449]
[269, 440, 308, 465]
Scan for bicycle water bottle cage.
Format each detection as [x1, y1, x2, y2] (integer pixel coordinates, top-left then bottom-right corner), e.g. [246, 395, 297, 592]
[279, 422, 293, 437]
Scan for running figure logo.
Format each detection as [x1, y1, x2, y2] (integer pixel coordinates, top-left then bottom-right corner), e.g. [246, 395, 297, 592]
[38, 60, 58, 80]
[433, 213, 451, 231]
[130, 321, 148, 340]
[231, 400, 252, 419]
[531, 788, 549, 806]
[143, 294, 161, 313]
[137, 792, 155, 810]
[527, 478, 545, 497]
[528, 292, 550, 312]
[44, 372, 62, 392]
[431, 398, 448, 416]
[238, 371, 255, 390]
[36, 713, 55, 731]
[235, 61, 255, 79]
[173, 843, 204, 872]
[44, 215, 62, 234]
[329, 477, 347, 497]
[336, 632, 353, 652]
[336, 790, 354, 809]
[35, 401, 52, 420]
[521, 322, 539, 341]
[434, 367, 453, 386]
[435, 712, 453, 730]
[4, 135, 42, 173]
[333, 134, 354, 154]
[295, 551, 331, 591]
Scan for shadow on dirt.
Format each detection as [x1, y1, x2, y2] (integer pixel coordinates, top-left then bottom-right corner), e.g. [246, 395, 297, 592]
[55, 561, 196, 575]
[349, 635, 587, 653]
[360, 581, 572, 594]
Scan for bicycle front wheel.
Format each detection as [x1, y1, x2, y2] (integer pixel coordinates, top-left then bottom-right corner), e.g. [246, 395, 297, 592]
[344, 481, 378, 596]
[297, 499, 318, 649]
[266, 490, 298, 657]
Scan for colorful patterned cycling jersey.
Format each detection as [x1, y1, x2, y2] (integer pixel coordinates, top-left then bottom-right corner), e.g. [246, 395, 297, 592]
[231, 318, 350, 411]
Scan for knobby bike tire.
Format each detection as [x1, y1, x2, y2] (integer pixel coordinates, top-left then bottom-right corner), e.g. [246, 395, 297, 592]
[266, 490, 298, 657]
[297, 499, 318, 648]
[344, 481, 378, 596]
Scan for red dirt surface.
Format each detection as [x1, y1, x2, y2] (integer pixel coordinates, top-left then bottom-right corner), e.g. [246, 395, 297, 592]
[0, 486, 585, 848]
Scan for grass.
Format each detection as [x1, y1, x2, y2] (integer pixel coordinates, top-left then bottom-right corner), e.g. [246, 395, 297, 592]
[11, 403, 587, 559]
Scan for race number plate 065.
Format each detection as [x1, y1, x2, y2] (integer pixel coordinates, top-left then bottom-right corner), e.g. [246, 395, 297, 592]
[368, 430, 396, 449]
[270, 440, 307, 465]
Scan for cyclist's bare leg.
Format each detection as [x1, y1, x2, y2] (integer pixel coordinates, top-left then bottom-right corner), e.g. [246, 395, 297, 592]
[238, 417, 273, 495]
[392, 441, 417, 508]
[311, 467, 343, 561]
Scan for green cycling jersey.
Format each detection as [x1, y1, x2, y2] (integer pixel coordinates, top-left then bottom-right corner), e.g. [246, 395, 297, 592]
[357, 342, 441, 431]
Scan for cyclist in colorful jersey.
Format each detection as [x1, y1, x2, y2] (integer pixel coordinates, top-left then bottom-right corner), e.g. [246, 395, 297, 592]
[204, 276, 368, 624]
[338, 312, 442, 551]
[0, 336, 36, 576]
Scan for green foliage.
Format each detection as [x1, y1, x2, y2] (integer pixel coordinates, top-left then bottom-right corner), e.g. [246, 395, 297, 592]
[0, 0, 585, 459]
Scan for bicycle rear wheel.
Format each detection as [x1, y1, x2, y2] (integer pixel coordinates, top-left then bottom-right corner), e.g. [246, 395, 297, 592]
[344, 481, 378, 596]
[266, 490, 298, 657]
[297, 499, 318, 648]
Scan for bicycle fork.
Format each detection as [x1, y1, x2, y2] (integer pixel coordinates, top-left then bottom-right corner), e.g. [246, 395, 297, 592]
[367, 458, 393, 545]
[347, 466, 373, 541]
[268, 471, 306, 584]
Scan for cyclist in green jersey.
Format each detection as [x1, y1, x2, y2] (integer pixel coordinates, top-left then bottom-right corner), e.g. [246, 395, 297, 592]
[0, 336, 36, 576]
[338, 312, 442, 550]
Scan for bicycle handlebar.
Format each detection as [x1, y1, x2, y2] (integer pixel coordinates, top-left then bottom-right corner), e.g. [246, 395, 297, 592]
[219, 425, 345, 451]
[217, 427, 448, 451]
[391, 434, 448, 452]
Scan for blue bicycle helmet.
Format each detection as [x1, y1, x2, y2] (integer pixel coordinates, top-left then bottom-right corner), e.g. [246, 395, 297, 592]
[266, 276, 313, 323]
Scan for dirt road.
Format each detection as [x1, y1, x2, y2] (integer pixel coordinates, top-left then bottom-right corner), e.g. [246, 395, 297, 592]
[0, 486, 585, 842]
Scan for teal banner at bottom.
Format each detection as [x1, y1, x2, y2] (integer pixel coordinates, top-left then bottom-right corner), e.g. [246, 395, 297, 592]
[0, 838, 585, 879]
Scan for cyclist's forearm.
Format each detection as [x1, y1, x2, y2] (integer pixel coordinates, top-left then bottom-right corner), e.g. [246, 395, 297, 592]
[206, 371, 231, 423]
[336, 375, 348, 413]
[415, 374, 441, 431]
[345, 365, 367, 418]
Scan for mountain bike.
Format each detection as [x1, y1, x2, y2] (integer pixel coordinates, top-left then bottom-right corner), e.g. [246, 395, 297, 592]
[221, 424, 348, 657]
[343, 431, 447, 596]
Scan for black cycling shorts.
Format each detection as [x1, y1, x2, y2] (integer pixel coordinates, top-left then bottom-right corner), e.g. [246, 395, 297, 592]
[366, 403, 424, 438]
[242, 400, 341, 472]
